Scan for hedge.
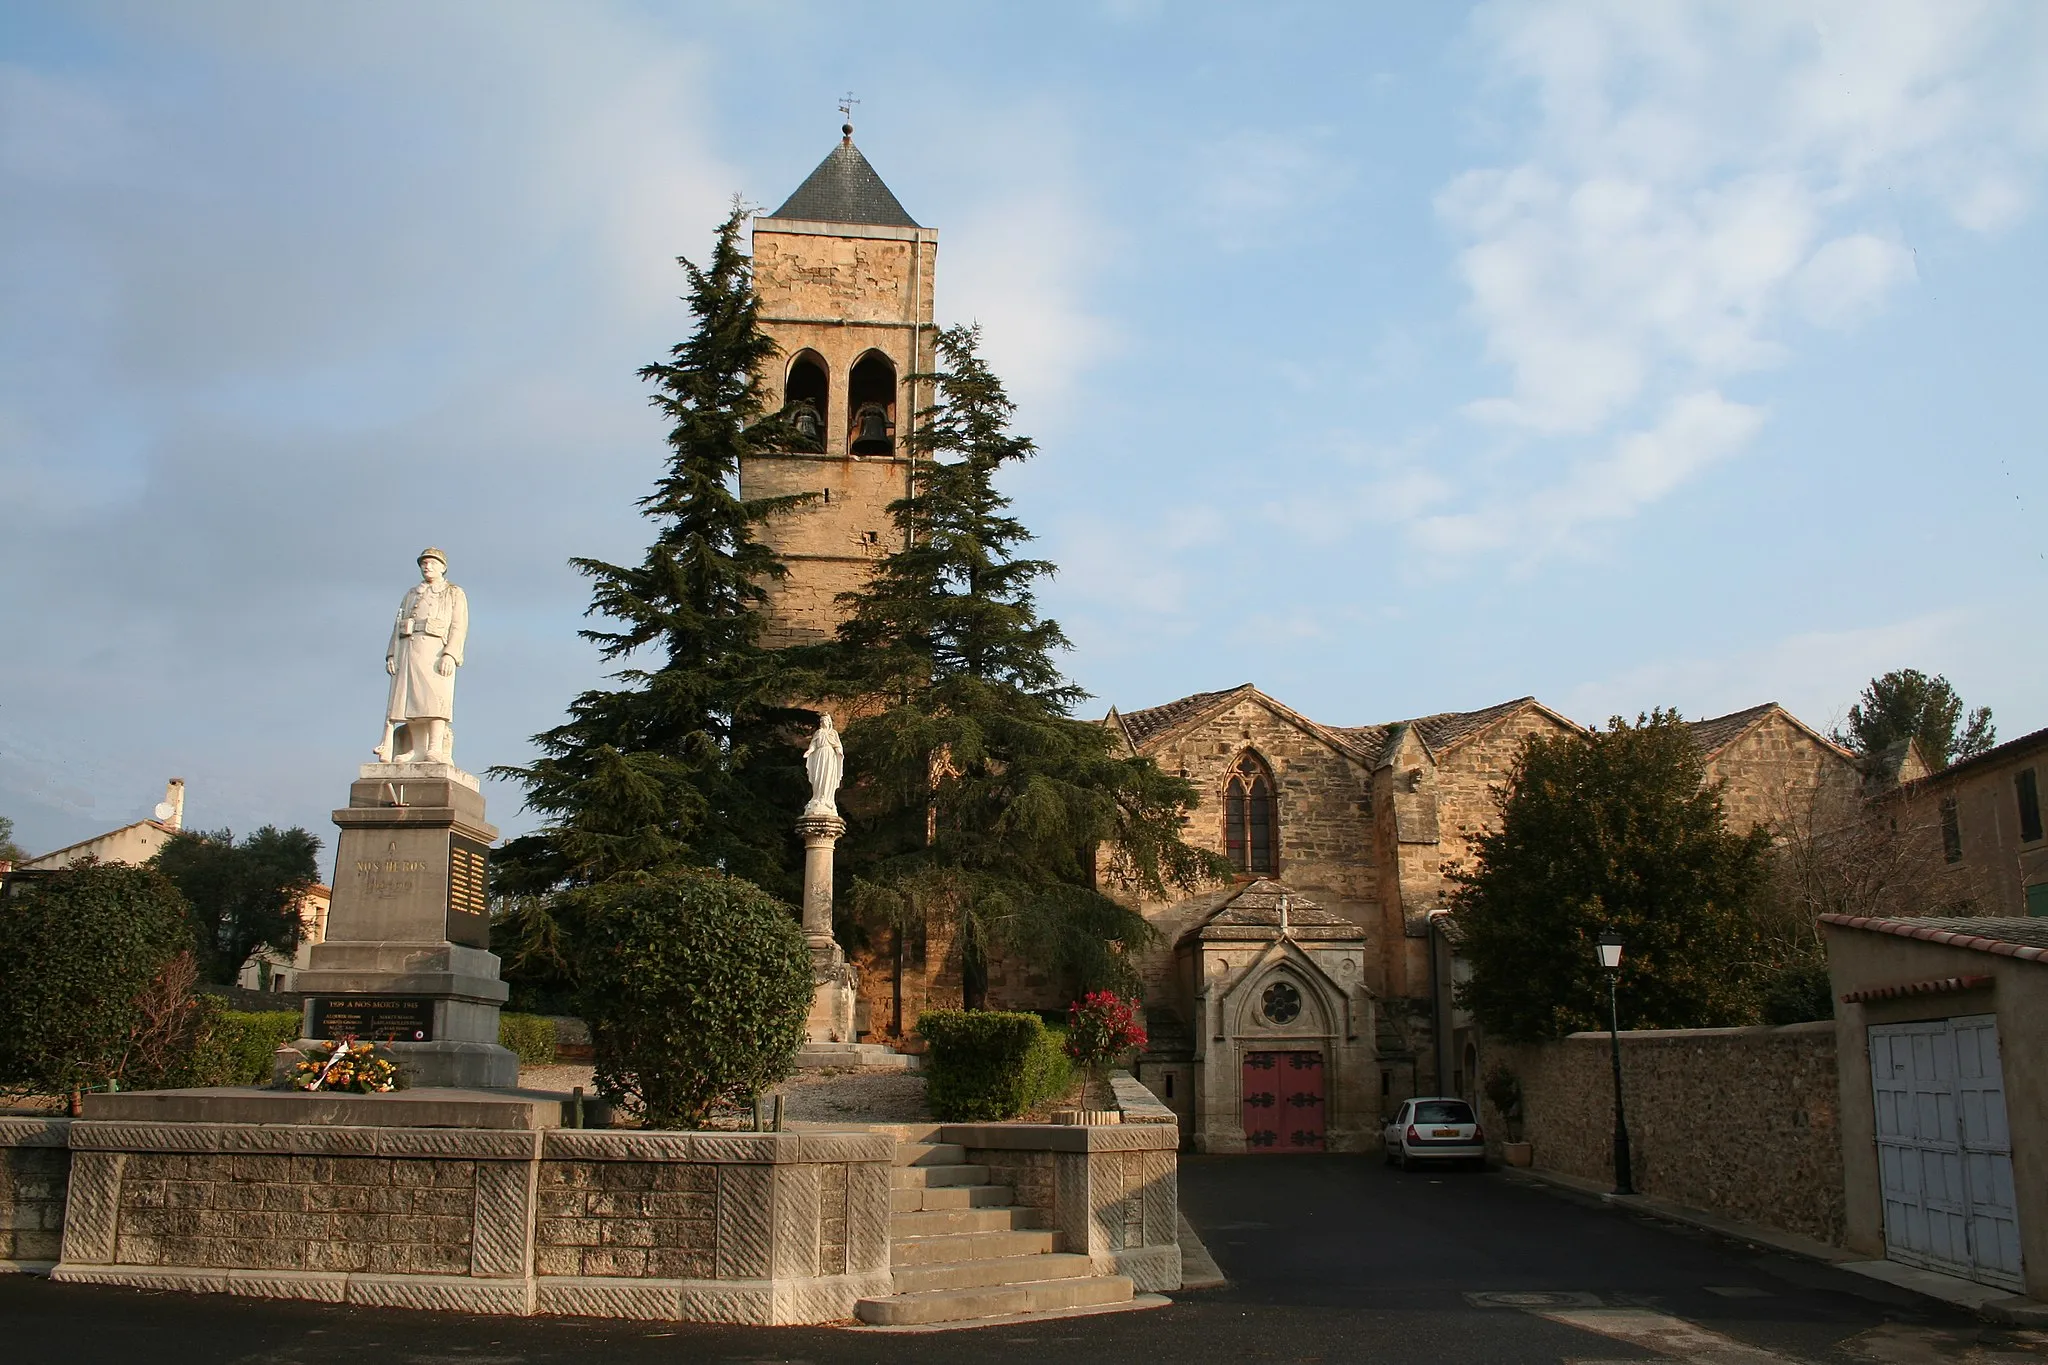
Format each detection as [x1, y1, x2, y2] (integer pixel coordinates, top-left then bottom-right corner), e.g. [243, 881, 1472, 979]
[918, 1010, 1073, 1121]
[0, 862, 194, 1096]
[499, 1013, 558, 1066]
[208, 1010, 302, 1085]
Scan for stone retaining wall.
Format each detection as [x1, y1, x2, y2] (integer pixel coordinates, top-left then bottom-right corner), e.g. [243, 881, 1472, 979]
[0, 1118, 70, 1272]
[1488, 1021, 1844, 1245]
[31, 1120, 893, 1323]
[945, 1121, 1181, 1291]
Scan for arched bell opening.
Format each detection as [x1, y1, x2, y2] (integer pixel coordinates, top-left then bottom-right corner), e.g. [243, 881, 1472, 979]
[847, 350, 897, 456]
[783, 351, 828, 451]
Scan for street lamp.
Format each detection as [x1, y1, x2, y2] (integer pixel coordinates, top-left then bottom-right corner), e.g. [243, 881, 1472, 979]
[1596, 930, 1634, 1196]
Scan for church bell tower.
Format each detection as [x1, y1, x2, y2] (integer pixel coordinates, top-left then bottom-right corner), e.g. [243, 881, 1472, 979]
[746, 123, 938, 648]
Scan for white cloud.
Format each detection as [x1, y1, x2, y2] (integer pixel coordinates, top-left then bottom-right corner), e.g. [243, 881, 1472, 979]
[1415, 389, 1763, 561]
[1795, 233, 1917, 328]
[928, 106, 1117, 423]
[1415, 0, 2048, 562]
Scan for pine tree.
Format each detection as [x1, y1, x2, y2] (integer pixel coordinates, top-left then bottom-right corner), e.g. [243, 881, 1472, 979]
[493, 205, 812, 902]
[1834, 668, 1995, 770]
[831, 325, 1225, 1004]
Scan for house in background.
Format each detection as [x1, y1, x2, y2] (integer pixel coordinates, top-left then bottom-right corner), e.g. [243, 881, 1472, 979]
[16, 778, 188, 871]
[1884, 725, 2048, 920]
[235, 884, 332, 994]
[10, 778, 330, 991]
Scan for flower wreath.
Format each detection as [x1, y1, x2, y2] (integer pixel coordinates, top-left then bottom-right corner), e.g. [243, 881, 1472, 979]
[291, 1037, 405, 1094]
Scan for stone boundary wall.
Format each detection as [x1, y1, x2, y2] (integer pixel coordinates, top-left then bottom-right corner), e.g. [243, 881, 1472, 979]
[944, 1121, 1181, 1292]
[0, 1117, 71, 1273]
[24, 1121, 892, 1324]
[1109, 1070, 1176, 1125]
[1486, 1021, 1844, 1245]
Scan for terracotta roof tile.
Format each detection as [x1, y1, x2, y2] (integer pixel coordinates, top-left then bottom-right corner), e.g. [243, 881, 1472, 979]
[1118, 685, 1255, 748]
[1684, 703, 1782, 757]
[1819, 913, 2048, 962]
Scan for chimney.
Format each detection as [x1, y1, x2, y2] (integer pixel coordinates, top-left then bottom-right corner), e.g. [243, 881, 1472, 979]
[163, 778, 185, 832]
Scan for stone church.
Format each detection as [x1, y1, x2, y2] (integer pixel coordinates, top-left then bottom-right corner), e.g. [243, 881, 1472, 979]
[742, 132, 1879, 1153]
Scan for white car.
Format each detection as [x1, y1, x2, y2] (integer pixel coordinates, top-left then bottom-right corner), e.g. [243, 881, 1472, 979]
[1383, 1096, 1485, 1169]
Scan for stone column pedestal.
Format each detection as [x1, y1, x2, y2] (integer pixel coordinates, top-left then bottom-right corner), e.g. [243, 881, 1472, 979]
[294, 763, 519, 1089]
[795, 811, 857, 1044]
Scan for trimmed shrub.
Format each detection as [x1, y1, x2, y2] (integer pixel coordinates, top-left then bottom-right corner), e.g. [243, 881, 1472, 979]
[0, 862, 193, 1098]
[919, 1010, 1073, 1121]
[575, 870, 813, 1129]
[499, 1013, 559, 1066]
[210, 1011, 302, 1084]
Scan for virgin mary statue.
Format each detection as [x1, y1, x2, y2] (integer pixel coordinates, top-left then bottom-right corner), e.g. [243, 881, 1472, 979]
[803, 714, 843, 817]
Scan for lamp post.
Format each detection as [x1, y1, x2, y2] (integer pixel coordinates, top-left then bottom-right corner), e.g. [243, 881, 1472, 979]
[1596, 929, 1634, 1196]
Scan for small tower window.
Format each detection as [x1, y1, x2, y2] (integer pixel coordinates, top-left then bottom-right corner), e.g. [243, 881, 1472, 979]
[783, 351, 828, 450]
[1224, 752, 1276, 875]
[848, 350, 896, 455]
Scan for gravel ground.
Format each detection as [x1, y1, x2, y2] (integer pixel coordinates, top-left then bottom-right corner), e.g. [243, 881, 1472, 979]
[518, 1063, 929, 1125]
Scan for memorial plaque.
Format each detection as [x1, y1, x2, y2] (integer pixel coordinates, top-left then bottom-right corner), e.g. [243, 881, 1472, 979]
[308, 995, 436, 1042]
[446, 834, 490, 948]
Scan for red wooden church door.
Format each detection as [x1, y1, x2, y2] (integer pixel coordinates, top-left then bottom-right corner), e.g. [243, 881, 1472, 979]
[1241, 1050, 1326, 1152]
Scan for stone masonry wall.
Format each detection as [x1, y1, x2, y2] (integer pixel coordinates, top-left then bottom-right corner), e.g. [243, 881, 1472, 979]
[1488, 1022, 1844, 1245]
[1129, 698, 1380, 1002]
[1429, 710, 1578, 894]
[0, 1118, 69, 1270]
[1706, 712, 1864, 838]
[44, 1121, 896, 1324]
[114, 1153, 475, 1275]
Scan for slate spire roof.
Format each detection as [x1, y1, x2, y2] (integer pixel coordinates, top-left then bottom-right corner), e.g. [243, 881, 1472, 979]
[764, 128, 922, 228]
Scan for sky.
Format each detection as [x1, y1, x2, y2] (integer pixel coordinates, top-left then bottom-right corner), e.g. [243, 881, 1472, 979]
[3, 1, 2045, 869]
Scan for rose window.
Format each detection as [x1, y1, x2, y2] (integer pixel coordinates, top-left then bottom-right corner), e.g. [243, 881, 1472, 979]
[1261, 980, 1302, 1024]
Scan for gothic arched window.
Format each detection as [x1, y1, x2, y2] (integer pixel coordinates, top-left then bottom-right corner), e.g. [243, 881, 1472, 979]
[1223, 753, 1276, 875]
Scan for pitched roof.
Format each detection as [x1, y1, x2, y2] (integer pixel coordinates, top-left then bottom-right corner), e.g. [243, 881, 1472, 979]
[1684, 702, 1783, 756]
[763, 138, 921, 228]
[1186, 878, 1366, 942]
[1117, 685, 1256, 749]
[21, 819, 174, 869]
[1332, 697, 1563, 765]
[1820, 913, 2048, 963]
[1904, 721, 2048, 788]
[1117, 688, 1567, 766]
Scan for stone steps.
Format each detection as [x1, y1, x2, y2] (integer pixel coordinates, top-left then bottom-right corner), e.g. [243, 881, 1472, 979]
[888, 1227, 1062, 1267]
[855, 1135, 1143, 1328]
[890, 1161, 990, 1188]
[889, 1251, 1096, 1294]
[893, 1141, 968, 1167]
[855, 1272, 1138, 1327]
[890, 1205, 1047, 1238]
[890, 1182, 1014, 1213]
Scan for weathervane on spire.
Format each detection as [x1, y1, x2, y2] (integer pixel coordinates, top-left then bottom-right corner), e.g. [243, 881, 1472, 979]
[839, 91, 860, 142]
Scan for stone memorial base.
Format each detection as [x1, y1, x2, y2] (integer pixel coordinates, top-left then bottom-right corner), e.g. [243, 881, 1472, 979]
[296, 763, 517, 1091]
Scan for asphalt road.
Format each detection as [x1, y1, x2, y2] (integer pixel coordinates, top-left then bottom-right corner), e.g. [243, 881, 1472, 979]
[4, 1153, 2039, 1364]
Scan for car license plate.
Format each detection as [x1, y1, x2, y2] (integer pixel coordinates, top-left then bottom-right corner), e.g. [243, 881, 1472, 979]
[1433, 1128, 1459, 1137]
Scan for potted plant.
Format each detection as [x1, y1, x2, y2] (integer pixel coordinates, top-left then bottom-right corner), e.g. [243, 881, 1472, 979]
[1483, 1064, 1530, 1166]
[1058, 991, 1147, 1125]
